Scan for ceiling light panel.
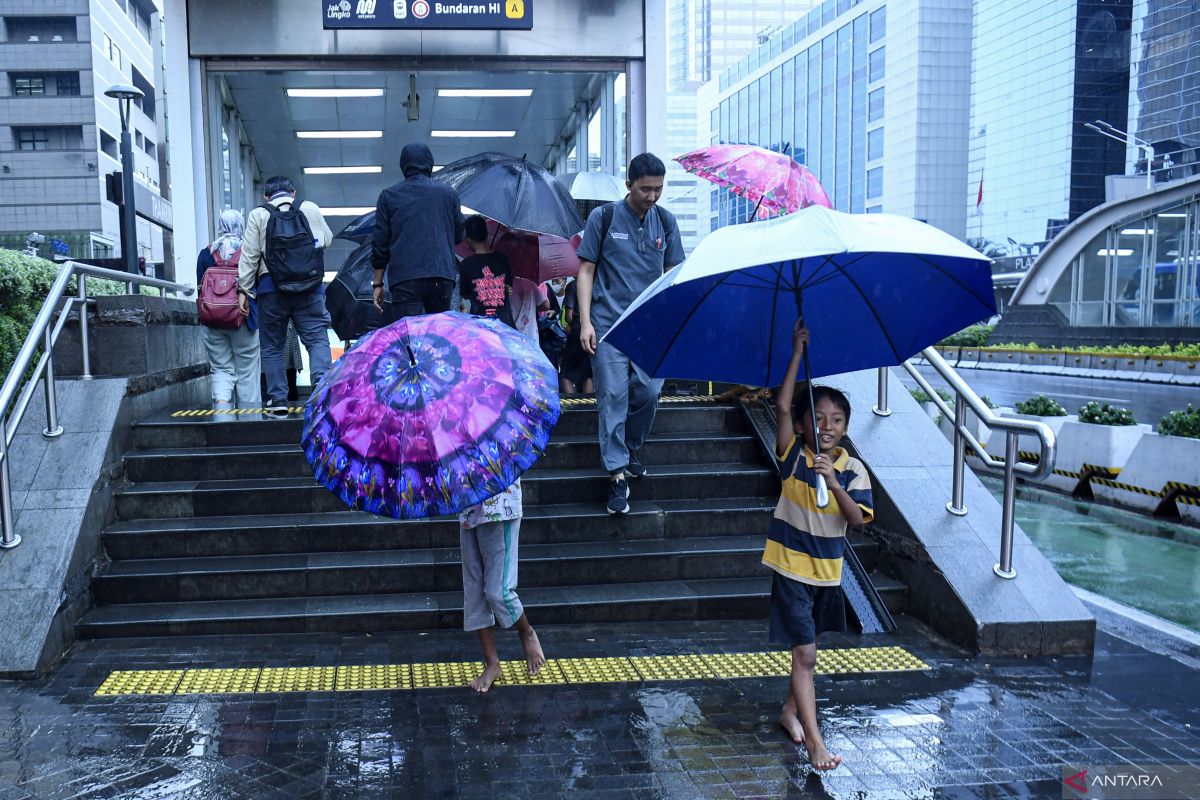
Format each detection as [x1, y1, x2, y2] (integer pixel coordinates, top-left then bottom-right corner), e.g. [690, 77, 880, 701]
[296, 130, 383, 139]
[437, 89, 533, 98]
[431, 130, 517, 138]
[287, 88, 384, 98]
[303, 166, 383, 174]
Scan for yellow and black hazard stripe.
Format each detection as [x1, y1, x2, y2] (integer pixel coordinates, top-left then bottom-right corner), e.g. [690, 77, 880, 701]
[1091, 477, 1163, 497]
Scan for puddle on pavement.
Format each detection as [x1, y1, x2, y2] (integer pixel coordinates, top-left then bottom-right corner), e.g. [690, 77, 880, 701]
[983, 477, 1200, 633]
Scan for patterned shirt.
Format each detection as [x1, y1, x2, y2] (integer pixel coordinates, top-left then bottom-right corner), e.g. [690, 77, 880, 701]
[762, 437, 874, 587]
[460, 479, 522, 529]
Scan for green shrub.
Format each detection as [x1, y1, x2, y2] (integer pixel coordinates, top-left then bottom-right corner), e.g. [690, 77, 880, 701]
[1015, 395, 1067, 416]
[980, 395, 999, 410]
[1077, 401, 1136, 426]
[939, 323, 994, 347]
[910, 388, 932, 404]
[1158, 405, 1200, 439]
[0, 249, 147, 380]
[981, 341, 1200, 357]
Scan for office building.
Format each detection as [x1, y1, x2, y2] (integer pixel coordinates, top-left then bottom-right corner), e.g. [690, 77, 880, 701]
[0, 0, 167, 264]
[1128, 0, 1199, 179]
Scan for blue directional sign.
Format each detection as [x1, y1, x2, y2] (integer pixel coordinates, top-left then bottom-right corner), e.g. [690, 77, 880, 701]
[323, 0, 533, 29]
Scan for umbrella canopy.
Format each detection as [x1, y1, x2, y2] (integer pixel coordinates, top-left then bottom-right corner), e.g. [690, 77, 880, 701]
[303, 312, 560, 519]
[435, 152, 585, 239]
[326, 241, 387, 340]
[602, 205, 995, 387]
[455, 216, 582, 284]
[675, 144, 831, 220]
[557, 171, 627, 202]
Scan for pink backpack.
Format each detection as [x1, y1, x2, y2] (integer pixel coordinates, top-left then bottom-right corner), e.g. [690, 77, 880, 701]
[197, 246, 244, 329]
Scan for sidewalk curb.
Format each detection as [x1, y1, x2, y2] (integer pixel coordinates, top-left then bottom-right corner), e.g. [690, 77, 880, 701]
[1072, 585, 1200, 667]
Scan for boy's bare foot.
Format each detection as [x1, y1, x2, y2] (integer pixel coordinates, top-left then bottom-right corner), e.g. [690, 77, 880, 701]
[520, 628, 546, 675]
[778, 711, 805, 744]
[806, 742, 842, 771]
[470, 661, 501, 693]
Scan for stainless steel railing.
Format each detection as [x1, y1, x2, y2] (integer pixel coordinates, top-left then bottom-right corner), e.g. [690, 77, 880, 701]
[870, 348, 1057, 579]
[0, 261, 194, 549]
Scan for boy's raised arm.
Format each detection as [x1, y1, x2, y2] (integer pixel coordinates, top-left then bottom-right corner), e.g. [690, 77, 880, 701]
[774, 321, 810, 457]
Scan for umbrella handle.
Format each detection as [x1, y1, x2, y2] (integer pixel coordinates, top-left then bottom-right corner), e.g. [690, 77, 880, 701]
[815, 475, 830, 509]
[800, 335, 831, 510]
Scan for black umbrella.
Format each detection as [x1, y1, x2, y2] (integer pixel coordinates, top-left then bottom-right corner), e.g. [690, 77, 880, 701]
[434, 152, 585, 239]
[335, 211, 375, 243]
[325, 241, 386, 340]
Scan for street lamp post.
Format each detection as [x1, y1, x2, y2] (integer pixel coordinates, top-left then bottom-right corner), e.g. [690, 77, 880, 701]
[1084, 120, 1155, 191]
[104, 83, 145, 280]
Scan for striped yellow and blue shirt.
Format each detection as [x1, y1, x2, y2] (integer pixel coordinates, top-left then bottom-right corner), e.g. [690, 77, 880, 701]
[762, 437, 874, 587]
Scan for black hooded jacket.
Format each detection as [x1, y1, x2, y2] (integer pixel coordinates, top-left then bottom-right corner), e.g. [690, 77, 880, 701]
[371, 143, 466, 285]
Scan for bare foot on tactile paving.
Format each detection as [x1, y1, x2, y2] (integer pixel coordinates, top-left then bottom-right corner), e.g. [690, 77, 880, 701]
[470, 662, 501, 693]
[778, 711, 805, 744]
[521, 628, 546, 675]
[806, 742, 842, 771]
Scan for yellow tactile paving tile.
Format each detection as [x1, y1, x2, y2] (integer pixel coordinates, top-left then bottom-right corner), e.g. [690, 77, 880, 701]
[256, 666, 337, 693]
[175, 668, 261, 695]
[630, 654, 718, 681]
[335, 664, 412, 692]
[94, 669, 185, 696]
[495, 659, 568, 686]
[94, 646, 930, 696]
[703, 651, 791, 678]
[409, 661, 481, 689]
[552, 656, 642, 684]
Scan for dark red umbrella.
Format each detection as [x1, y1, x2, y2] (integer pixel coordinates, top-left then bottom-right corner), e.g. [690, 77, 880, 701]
[455, 216, 581, 283]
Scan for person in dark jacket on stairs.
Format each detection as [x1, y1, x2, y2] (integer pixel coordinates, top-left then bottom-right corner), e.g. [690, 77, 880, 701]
[371, 142, 466, 322]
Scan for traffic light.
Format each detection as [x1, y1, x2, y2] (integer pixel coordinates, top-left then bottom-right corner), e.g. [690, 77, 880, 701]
[105, 171, 123, 205]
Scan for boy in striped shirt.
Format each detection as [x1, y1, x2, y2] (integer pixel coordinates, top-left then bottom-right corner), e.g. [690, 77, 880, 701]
[768, 323, 874, 770]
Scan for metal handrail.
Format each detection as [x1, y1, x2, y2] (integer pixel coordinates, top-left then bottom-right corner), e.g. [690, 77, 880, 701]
[0, 261, 194, 549]
[873, 348, 1057, 580]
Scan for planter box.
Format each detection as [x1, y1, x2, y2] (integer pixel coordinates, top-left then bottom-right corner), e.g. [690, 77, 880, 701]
[980, 349, 1021, 368]
[969, 412, 1072, 479]
[1051, 420, 1150, 494]
[1064, 353, 1092, 371]
[937, 405, 990, 447]
[959, 347, 980, 366]
[1092, 432, 1200, 523]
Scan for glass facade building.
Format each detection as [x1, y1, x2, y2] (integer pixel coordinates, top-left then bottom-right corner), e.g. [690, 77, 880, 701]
[1045, 194, 1199, 327]
[1128, 0, 1200, 179]
[967, 0, 1132, 254]
[703, 0, 972, 238]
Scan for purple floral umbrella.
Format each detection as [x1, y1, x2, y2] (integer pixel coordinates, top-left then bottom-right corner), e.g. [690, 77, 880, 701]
[675, 144, 832, 221]
[303, 312, 560, 519]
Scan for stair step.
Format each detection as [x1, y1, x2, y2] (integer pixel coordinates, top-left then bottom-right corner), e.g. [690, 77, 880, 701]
[131, 405, 745, 449]
[122, 431, 762, 482]
[78, 577, 773, 637]
[92, 535, 768, 603]
[102, 499, 776, 558]
[114, 463, 777, 520]
[870, 572, 908, 615]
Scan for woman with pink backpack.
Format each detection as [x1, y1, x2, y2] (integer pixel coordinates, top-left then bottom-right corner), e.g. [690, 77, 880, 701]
[196, 209, 261, 412]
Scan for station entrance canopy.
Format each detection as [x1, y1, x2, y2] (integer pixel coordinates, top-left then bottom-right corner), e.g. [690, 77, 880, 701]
[166, 0, 661, 284]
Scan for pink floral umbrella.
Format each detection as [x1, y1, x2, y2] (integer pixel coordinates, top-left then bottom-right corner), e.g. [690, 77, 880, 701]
[674, 144, 831, 220]
[303, 313, 560, 519]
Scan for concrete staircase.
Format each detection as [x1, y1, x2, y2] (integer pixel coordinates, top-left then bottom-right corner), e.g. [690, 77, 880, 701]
[78, 402, 906, 638]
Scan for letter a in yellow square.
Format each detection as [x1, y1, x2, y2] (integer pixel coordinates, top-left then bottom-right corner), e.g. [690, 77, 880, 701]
[506, 0, 524, 19]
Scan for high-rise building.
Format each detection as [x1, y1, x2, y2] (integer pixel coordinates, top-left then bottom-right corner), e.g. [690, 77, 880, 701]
[966, 0, 1132, 255]
[665, 0, 817, 254]
[701, 0, 972, 238]
[0, 0, 167, 263]
[1128, 0, 1199, 179]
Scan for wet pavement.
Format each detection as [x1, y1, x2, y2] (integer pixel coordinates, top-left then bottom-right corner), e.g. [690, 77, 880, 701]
[1, 617, 1198, 799]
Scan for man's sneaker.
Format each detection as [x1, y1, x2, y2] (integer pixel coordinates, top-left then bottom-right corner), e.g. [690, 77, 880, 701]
[264, 399, 290, 419]
[607, 477, 630, 515]
[625, 449, 648, 479]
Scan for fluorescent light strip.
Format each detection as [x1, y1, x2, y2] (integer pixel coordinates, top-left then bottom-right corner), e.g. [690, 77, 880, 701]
[1120, 228, 1150, 235]
[296, 130, 382, 139]
[287, 88, 384, 98]
[322, 207, 375, 216]
[437, 89, 533, 98]
[303, 166, 383, 175]
[1097, 249, 1134, 256]
[431, 130, 516, 138]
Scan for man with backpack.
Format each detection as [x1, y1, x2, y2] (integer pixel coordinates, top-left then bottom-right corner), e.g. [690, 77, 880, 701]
[237, 175, 335, 418]
[575, 153, 685, 515]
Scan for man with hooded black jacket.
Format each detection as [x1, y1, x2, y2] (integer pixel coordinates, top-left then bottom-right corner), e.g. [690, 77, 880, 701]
[371, 142, 466, 320]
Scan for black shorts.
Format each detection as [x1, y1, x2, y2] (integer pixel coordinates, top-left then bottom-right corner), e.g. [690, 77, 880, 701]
[767, 571, 846, 648]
